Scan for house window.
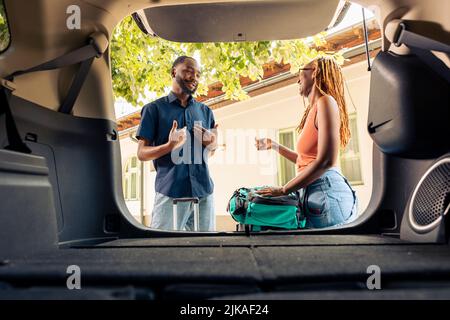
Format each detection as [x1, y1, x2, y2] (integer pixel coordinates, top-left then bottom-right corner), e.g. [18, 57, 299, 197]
[0, 1, 10, 52]
[123, 156, 141, 200]
[277, 128, 298, 186]
[340, 113, 363, 185]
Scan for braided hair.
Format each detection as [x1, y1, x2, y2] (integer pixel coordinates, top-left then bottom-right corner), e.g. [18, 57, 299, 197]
[297, 57, 351, 148]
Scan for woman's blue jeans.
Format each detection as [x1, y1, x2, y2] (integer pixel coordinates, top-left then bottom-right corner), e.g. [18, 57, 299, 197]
[298, 167, 358, 228]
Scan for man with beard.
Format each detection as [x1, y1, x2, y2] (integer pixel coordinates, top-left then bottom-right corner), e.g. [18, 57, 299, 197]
[136, 56, 218, 231]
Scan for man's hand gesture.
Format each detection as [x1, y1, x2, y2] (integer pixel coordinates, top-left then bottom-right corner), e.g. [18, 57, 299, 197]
[194, 123, 219, 151]
[168, 120, 187, 150]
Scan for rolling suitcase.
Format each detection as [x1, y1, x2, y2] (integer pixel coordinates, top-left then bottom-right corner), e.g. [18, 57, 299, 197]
[172, 197, 200, 231]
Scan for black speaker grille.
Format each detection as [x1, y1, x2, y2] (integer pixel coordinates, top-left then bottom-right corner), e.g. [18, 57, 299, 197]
[412, 162, 450, 226]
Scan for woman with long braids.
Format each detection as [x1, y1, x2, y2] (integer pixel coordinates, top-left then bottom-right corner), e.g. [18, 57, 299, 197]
[255, 57, 358, 228]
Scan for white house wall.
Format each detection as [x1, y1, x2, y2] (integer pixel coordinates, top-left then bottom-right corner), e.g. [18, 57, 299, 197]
[119, 135, 157, 224]
[211, 60, 373, 221]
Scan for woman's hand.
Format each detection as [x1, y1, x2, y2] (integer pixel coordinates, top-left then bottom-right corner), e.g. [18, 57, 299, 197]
[255, 137, 273, 150]
[255, 186, 286, 197]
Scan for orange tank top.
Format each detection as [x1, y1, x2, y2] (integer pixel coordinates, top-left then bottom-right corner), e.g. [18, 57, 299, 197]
[296, 104, 318, 172]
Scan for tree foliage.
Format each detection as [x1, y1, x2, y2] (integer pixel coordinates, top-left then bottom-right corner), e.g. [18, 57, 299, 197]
[111, 16, 344, 106]
[0, 2, 10, 52]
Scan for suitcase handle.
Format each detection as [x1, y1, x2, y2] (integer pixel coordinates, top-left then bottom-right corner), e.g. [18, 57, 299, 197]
[173, 197, 199, 204]
[172, 197, 200, 231]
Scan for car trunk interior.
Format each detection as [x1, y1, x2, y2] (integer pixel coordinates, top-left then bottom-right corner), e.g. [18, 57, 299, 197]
[0, 0, 449, 299]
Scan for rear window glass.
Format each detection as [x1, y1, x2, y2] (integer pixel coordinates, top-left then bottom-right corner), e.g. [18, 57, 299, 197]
[0, 1, 10, 52]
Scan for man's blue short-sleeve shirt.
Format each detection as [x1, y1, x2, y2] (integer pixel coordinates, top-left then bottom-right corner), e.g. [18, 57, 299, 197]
[136, 92, 215, 198]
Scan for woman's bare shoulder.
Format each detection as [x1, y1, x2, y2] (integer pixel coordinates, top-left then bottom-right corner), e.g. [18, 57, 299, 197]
[316, 95, 338, 114]
[317, 95, 337, 106]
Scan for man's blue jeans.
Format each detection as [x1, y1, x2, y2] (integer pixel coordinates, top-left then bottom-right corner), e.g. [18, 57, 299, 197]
[150, 192, 215, 231]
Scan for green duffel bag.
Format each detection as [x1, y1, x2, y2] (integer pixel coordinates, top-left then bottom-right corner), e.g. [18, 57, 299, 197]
[226, 186, 306, 231]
